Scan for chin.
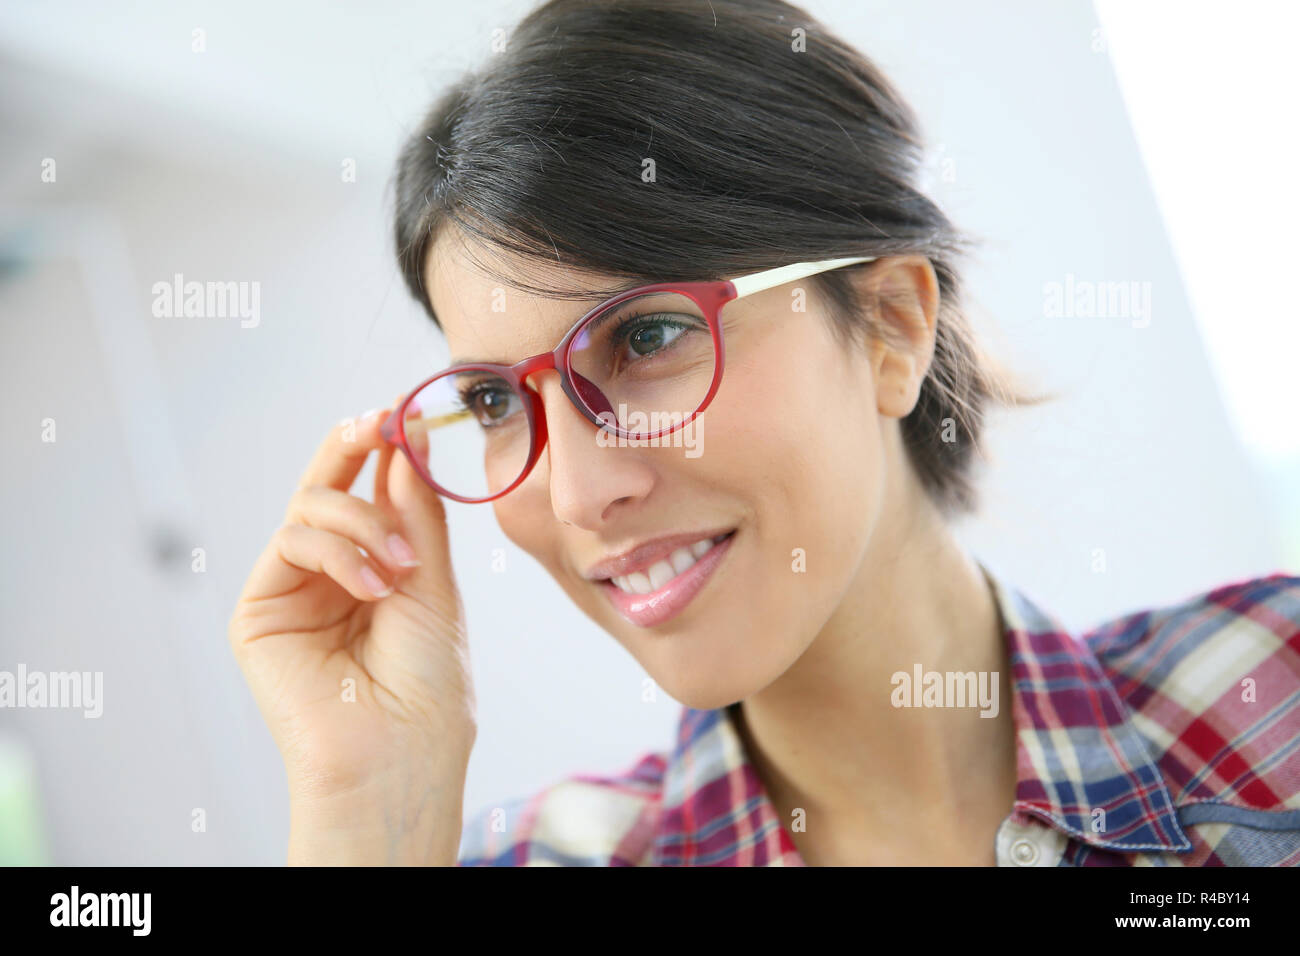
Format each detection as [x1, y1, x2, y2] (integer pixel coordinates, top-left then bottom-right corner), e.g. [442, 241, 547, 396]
[664, 686, 744, 713]
[648, 666, 761, 713]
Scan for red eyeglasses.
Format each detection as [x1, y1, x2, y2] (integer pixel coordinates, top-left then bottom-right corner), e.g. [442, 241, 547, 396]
[381, 256, 876, 502]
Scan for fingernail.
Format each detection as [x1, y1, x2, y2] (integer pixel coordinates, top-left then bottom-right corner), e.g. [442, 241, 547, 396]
[386, 533, 421, 567]
[360, 565, 393, 598]
[361, 408, 384, 422]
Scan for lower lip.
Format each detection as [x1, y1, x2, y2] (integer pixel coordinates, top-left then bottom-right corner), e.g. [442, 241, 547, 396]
[598, 532, 736, 629]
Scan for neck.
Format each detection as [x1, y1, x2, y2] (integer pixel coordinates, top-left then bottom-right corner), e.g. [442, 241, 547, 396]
[733, 471, 1017, 861]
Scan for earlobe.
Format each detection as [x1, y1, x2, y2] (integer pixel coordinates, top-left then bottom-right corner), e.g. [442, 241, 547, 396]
[860, 257, 938, 419]
[875, 352, 924, 418]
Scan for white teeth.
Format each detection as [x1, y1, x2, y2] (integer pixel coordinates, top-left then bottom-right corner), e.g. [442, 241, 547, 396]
[607, 534, 728, 595]
[647, 560, 675, 590]
[669, 547, 696, 575]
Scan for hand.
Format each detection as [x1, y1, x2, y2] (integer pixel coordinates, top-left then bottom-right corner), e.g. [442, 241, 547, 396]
[228, 406, 475, 863]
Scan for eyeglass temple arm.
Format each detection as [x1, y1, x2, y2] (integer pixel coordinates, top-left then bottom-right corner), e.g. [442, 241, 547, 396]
[405, 409, 474, 431]
[382, 407, 473, 442]
[728, 256, 877, 299]
[418, 409, 474, 429]
[380, 258, 875, 443]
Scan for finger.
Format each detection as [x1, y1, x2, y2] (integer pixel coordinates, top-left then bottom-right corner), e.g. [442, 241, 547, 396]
[385, 439, 456, 599]
[286, 485, 421, 573]
[296, 407, 390, 493]
[373, 442, 396, 514]
[373, 392, 408, 513]
[406, 411, 429, 463]
[251, 523, 396, 604]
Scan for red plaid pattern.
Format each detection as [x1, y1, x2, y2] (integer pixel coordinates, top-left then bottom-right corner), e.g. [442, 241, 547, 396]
[458, 563, 1300, 866]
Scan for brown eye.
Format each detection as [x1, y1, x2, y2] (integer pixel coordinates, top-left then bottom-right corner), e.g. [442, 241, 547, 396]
[461, 384, 520, 428]
[476, 389, 510, 420]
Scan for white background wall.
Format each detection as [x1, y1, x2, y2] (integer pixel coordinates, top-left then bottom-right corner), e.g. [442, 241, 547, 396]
[1, 0, 1295, 864]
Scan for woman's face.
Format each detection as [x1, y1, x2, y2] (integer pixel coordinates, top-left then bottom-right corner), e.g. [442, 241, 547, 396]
[425, 233, 931, 711]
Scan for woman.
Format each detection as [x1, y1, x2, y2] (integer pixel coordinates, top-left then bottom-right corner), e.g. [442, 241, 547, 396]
[228, 0, 1300, 866]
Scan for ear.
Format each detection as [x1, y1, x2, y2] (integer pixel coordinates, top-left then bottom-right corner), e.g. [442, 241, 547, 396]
[858, 256, 939, 418]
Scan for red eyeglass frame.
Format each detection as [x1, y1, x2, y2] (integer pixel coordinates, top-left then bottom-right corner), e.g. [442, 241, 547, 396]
[381, 256, 875, 503]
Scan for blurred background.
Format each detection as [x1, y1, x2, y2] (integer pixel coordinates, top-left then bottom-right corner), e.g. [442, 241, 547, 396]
[1, 0, 1296, 864]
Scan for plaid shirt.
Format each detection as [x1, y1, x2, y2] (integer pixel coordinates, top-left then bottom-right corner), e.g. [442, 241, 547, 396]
[457, 561, 1300, 866]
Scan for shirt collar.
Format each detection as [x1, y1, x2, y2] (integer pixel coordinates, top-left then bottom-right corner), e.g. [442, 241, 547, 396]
[650, 559, 1190, 866]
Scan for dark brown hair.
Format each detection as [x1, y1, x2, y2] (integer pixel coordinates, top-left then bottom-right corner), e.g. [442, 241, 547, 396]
[393, 0, 1038, 514]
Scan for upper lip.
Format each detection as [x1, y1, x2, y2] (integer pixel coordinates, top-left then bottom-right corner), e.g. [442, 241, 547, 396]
[582, 527, 735, 581]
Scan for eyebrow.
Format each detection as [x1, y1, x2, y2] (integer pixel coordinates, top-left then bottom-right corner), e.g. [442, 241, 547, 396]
[443, 278, 657, 366]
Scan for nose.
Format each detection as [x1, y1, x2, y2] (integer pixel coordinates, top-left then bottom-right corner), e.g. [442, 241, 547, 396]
[523, 369, 655, 530]
[569, 369, 614, 419]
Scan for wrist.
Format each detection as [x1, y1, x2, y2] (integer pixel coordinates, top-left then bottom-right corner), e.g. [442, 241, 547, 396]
[287, 762, 469, 866]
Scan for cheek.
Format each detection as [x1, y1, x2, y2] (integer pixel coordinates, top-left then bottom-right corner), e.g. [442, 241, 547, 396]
[714, 318, 883, 503]
[491, 493, 554, 568]
[704, 319, 885, 595]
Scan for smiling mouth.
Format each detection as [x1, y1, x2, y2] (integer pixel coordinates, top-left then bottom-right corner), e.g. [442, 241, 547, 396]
[595, 528, 738, 630]
[603, 530, 734, 594]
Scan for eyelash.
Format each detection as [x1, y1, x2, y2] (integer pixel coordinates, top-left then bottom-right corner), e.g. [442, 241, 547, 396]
[456, 380, 511, 413]
[604, 311, 692, 357]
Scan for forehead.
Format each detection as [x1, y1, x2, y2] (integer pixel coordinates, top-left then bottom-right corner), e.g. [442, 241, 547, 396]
[424, 228, 633, 362]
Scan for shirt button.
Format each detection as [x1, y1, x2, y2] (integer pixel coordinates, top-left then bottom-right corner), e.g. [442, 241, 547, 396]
[1010, 838, 1039, 865]
[995, 815, 1066, 867]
